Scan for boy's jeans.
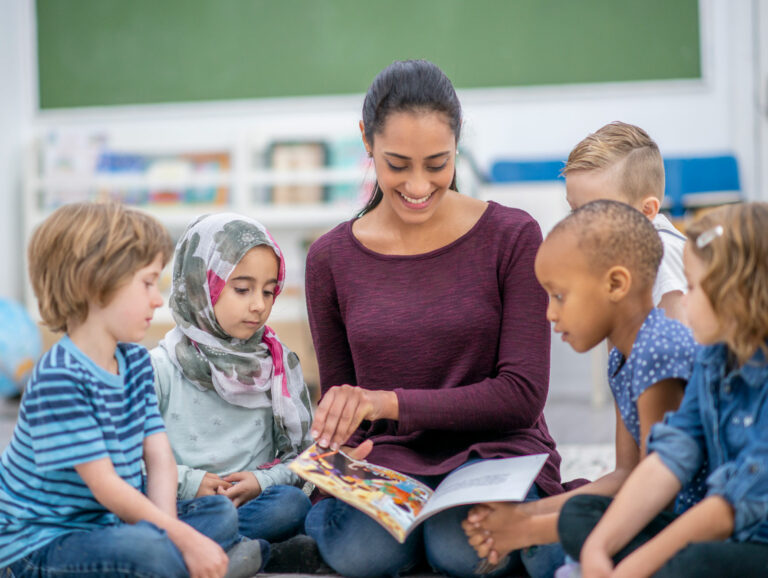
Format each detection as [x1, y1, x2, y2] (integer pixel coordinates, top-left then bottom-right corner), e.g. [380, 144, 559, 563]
[6, 495, 240, 578]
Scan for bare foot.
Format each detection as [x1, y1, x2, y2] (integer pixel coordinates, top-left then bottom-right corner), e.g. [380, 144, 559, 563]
[463, 502, 541, 563]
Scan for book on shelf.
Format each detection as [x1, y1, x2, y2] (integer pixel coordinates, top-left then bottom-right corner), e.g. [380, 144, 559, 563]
[289, 443, 548, 543]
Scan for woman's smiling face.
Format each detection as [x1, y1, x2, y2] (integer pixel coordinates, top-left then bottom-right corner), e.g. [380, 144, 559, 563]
[365, 110, 457, 225]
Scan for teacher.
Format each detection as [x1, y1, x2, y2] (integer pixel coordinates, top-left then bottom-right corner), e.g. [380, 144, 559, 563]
[304, 59, 570, 577]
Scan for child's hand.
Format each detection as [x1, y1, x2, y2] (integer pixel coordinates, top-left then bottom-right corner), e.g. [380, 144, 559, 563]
[177, 526, 229, 578]
[580, 539, 614, 578]
[196, 472, 232, 498]
[462, 502, 534, 564]
[219, 471, 262, 507]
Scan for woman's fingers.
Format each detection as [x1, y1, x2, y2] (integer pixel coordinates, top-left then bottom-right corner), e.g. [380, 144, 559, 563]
[312, 385, 370, 449]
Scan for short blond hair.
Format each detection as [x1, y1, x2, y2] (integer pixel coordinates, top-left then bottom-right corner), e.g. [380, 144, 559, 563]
[28, 202, 173, 333]
[686, 203, 768, 365]
[562, 121, 665, 205]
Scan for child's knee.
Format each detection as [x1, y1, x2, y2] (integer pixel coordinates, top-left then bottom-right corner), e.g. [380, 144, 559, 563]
[112, 522, 188, 577]
[269, 485, 311, 521]
[558, 495, 612, 559]
[182, 494, 239, 543]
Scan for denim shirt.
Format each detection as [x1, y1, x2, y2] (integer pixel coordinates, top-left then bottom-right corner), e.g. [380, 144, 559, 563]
[648, 343, 768, 543]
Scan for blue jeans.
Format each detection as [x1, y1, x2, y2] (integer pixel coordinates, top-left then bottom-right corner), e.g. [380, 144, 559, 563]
[238, 484, 310, 542]
[6, 495, 241, 578]
[305, 482, 564, 578]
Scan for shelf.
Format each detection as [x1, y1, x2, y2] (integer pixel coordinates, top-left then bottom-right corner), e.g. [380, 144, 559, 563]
[146, 203, 360, 229]
[31, 167, 371, 191]
[23, 129, 371, 327]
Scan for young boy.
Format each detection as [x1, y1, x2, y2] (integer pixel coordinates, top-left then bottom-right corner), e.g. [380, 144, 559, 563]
[0, 203, 265, 577]
[463, 200, 700, 578]
[562, 121, 687, 323]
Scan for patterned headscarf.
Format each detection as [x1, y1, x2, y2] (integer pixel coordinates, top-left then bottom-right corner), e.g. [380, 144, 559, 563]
[160, 213, 312, 454]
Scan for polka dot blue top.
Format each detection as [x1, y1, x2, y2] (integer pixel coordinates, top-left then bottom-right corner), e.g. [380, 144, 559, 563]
[608, 308, 706, 512]
[609, 308, 697, 444]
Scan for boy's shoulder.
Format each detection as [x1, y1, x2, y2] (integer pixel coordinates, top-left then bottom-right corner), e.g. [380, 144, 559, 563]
[117, 341, 151, 366]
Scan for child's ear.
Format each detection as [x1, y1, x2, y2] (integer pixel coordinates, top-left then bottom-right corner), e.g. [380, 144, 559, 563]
[605, 265, 632, 301]
[639, 196, 661, 220]
[359, 121, 371, 157]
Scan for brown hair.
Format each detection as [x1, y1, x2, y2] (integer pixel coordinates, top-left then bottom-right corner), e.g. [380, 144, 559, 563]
[548, 199, 663, 292]
[562, 121, 665, 205]
[686, 203, 768, 364]
[28, 202, 174, 333]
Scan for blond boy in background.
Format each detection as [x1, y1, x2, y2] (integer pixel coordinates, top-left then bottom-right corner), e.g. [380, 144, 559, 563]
[562, 121, 687, 323]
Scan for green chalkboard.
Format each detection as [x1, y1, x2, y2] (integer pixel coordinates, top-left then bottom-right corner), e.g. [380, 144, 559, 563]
[36, 0, 701, 109]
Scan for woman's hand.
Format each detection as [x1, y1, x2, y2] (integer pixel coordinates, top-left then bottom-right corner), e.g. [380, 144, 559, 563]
[196, 472, 232, 498]
[219, 471, 262, 507]
[311, 385, 398, 450]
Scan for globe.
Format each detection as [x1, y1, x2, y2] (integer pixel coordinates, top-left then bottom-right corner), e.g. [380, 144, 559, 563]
[0, 299, 42, 397]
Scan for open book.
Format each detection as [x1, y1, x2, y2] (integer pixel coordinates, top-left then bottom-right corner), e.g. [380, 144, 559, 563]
[289, 444, 548, 543]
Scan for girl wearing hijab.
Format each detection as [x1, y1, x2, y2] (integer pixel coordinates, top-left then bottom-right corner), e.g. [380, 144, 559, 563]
[151, 213, 313, 543]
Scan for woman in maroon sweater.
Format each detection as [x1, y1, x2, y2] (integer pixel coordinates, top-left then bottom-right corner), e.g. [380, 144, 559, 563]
[304, 60, 573, 578]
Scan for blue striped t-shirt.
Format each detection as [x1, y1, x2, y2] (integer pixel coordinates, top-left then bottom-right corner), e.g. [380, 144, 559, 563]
[0, 336, 166, 567]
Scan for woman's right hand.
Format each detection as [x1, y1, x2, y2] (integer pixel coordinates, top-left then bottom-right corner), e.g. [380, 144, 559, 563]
[310, 384, 398, 450]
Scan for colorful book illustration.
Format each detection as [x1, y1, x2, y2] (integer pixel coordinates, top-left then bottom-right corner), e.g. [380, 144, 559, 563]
[289, 444, 548, 543]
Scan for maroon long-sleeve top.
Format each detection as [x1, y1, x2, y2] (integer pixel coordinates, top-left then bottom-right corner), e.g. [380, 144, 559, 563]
[305, 201, 569, 496]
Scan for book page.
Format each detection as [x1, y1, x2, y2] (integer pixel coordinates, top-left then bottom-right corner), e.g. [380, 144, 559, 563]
[289, 444, 433, 543]
[415, 454, 548, 523]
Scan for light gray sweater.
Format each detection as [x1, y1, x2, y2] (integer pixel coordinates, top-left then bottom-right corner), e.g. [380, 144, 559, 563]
[150, 347, 303, 500]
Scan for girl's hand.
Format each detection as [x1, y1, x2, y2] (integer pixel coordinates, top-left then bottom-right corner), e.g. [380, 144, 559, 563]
[219, 471, 262, 507]
[196, 472, 232, 498]
[311, 384, 397, 450]
[580, 539, 614, 578]
[177, 526, 229, 578]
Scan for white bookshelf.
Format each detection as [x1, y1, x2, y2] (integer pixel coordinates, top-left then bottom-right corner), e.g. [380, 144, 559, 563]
[22, 128, 373, 325]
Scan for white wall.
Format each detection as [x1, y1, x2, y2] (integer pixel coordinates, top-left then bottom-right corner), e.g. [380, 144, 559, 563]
[0, 0, 28, 299]
[1, 0, 765, 302]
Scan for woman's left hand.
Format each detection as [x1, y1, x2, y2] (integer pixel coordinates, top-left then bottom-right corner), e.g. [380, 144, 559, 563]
[311, 384, 398, 450]
[218, 471, 262, 507]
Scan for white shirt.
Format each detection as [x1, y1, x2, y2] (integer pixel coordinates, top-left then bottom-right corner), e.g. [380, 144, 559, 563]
[652, 213, 687, 305]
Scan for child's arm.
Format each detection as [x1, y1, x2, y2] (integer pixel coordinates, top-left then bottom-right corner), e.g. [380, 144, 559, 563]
[75, 457, 229, 578]
[464, 403, 640, 561]
[143, 432, 178, 518]
[580, 453, 682, 577]
[636, 377, 685, 457]
[611, 495, 734, 578]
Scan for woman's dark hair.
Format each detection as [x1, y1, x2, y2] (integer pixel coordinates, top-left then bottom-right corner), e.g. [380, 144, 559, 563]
[358, 60, 462, 217]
